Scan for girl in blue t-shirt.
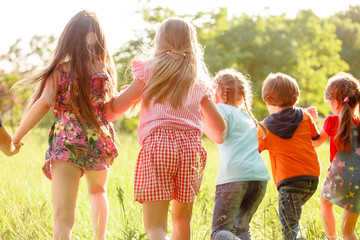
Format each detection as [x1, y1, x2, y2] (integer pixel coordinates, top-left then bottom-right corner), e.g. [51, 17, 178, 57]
[204, 68, 270, 240]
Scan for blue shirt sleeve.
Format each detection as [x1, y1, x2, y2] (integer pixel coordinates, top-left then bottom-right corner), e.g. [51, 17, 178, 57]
[216, 104, 228, 121]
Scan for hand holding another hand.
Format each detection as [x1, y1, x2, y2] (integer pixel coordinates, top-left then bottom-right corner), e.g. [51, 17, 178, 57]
[306, 106, 318, 120]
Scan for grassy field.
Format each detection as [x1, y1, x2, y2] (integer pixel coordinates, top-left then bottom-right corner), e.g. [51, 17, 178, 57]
[0, 127, 358, 239]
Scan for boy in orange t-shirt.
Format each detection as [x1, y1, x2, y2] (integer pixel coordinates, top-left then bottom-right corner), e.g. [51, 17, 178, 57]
[257, 73, 320, 240]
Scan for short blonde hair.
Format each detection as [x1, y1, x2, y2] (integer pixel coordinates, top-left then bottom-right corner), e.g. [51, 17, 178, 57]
[262, 72, 300, 107]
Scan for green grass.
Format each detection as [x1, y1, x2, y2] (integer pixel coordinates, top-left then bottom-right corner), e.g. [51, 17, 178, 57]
[0, 128, 358, 239]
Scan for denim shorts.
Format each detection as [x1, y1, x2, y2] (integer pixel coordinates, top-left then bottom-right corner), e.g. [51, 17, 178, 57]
[278, 179, 318, 240]
[211, 181, 267, 240]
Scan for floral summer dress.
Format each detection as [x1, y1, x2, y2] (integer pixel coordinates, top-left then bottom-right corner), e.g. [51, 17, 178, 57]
[42, 70, 118, 180]
[321, 128, 360, 213]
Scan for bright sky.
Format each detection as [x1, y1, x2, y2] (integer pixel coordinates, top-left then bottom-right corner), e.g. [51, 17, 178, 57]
[1, 0, 359, 56]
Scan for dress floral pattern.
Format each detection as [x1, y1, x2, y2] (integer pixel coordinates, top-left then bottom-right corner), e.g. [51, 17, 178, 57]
[321, 128, 360, 213]
[42, 70, 118, 180]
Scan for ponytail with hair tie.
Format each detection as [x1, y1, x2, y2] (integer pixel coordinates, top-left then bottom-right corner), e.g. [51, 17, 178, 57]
[326, 72, 360, 153]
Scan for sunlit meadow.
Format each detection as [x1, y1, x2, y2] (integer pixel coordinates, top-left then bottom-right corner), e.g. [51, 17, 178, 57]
[0, 127, 358, 239]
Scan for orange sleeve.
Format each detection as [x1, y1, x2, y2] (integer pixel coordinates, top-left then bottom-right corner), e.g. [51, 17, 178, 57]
[257, 124, 267, 152]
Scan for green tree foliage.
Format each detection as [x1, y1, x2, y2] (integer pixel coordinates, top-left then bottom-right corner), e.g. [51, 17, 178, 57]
[289, 10, 348, 115]
[330, 5, 360, 79]
[200, 9, 347, 117]
[0, 35, 55, 128]
[335, 5, 360, 23]
[0, 71, 26, 128]
[1, 4, 359, 127]
[0, 35, 55, 74]
[110, 4, 353, 118]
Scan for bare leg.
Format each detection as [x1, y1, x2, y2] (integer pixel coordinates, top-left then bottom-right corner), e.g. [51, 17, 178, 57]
[85, 168, 109, 240]
[142, 200, 170, 240]
[171, 200, 193, 240]
[321, 195, 337, 239]
[341, 209, 359, 240]
[52, 161, 82, 240]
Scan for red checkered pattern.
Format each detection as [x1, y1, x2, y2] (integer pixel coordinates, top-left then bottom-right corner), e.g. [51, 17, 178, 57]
[134, 128, 207, 203]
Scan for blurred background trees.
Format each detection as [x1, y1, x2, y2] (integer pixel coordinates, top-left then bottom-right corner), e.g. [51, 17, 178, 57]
[1, 4, 360, 131]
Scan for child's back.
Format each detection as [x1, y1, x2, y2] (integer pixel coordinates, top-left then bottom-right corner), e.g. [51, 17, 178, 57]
[132, 60, 210, 146]
[313, 72, 360, 239]
[205, 69, 269, 240]
[43, 63, 118, 179]
[257, 107, 320, 188]
[258, 72, 320, 240]
[322, 126, 360, 213]
[12, 11, 119, 239]
[110, 17, 226, 240]
[216, 103, 269, 184]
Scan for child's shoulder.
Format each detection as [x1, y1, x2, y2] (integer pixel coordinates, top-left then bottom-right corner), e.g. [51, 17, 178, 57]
[323, 115, 339, 127]
[325, 115, 338, 121]
[216, 103, 237, 112]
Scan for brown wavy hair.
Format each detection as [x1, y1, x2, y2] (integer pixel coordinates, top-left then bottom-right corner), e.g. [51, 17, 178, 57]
[325, 72, 360, 153]
[13, 10, 117, 134]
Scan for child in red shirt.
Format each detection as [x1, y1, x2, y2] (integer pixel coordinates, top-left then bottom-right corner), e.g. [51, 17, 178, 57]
[312, 72, 360, 240]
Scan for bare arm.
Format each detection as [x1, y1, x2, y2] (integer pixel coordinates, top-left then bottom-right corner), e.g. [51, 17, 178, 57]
[201, 96, 227, 144]
[0, 126, 21, 156]
[306, 106, 318, 120]
[312, 128, 329, 148]
[13, 78, 55, 143]
[105, 78, 145, 122]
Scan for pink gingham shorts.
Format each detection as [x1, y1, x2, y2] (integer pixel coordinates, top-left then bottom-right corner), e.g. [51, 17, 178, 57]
[134, 128, 207, 203]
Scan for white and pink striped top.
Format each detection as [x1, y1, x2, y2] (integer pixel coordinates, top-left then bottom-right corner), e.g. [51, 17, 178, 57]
[132, 60, 212, 146]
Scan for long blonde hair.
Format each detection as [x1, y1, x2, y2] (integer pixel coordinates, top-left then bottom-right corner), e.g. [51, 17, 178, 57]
[325, 72, 360, 153]
[13, 10, 117, 133]
[215, 68, 267, 137]
[140, 17, 211, 109]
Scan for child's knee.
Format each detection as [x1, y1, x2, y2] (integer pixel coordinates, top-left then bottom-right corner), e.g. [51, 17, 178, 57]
[88, 185, 106, 195]
[53, 211, 76, 229]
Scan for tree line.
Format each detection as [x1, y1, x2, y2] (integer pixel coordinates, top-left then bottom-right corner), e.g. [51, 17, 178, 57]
[1, 4, 360, 130]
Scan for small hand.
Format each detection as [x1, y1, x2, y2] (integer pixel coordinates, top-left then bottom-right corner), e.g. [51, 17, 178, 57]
[6, 141, 23, 156]
[306, 106, 318, 120]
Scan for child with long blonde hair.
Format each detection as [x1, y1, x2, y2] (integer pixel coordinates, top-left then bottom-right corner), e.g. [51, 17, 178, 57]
[313, 72, 360, 240]
[204, 69, 269, 240]
[12, 10, 119, 240]
[111, 17, 226, 240]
